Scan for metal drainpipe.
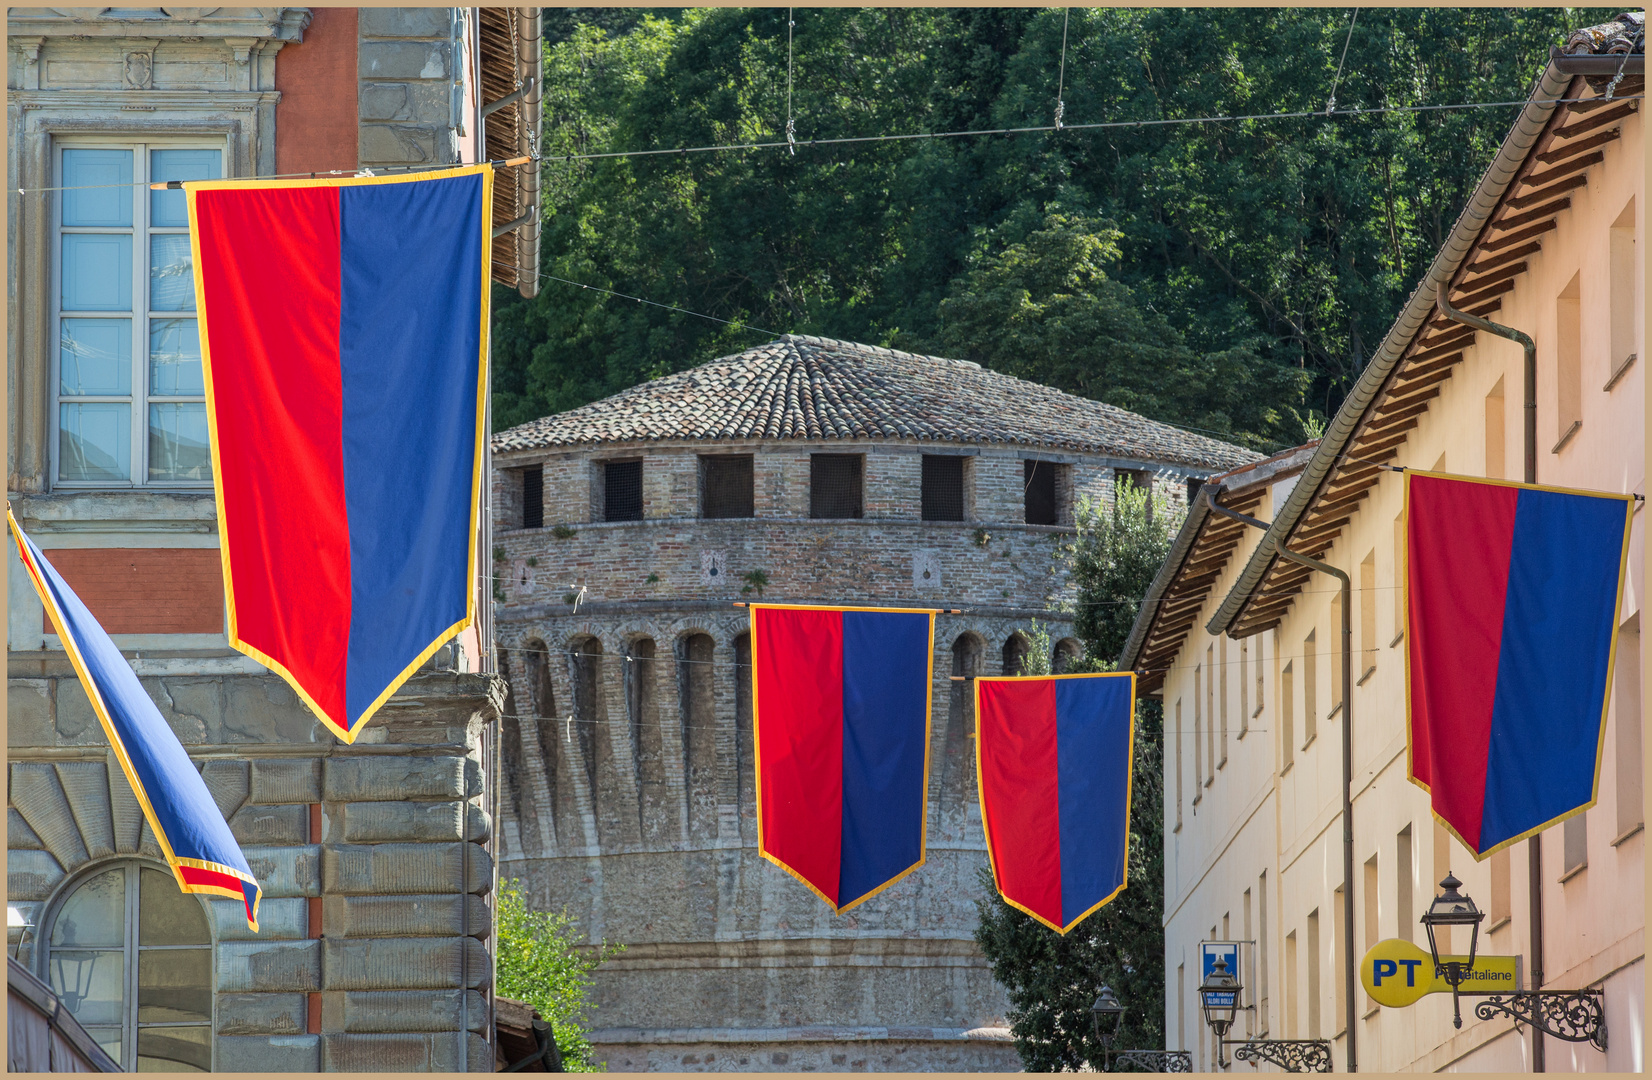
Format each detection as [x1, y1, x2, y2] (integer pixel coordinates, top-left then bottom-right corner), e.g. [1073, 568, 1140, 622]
[1435, 283, 1543, 1071]
[514, 7, 542, 300]
[1204, 488, 1357, 1073]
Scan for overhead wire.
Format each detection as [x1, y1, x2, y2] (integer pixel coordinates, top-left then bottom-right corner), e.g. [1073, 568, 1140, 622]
[14, 94, 1638, 195]
[1324, 10, 1359, 115]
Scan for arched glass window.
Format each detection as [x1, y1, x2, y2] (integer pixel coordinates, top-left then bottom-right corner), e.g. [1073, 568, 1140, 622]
[43, 862, 213, 1071]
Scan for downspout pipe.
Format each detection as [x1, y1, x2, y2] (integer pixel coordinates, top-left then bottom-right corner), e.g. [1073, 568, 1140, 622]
[1203, 489, 1357, 1073]
[514, 7, 542, 299]
[1436, 284, 1537, 485]
[1433, 282, 1544, 1071]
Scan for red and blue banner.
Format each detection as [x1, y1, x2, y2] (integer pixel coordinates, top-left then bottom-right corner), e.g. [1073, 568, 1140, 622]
[1406, 471, 1635, 858]
[186, 167, 492, 743]
[751, 604, 935, 912]
[976, 672, 1135, 934]
[9, 508, 261, 930]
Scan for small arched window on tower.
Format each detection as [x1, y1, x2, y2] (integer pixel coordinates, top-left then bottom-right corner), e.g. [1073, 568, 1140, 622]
[42, 862, 213, 1071]
[1054, 638, 1083, 674]
[1002, 634, 1031, 677]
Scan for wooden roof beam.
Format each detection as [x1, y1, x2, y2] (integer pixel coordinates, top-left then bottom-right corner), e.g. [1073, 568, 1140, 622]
[1552, 99, 1638, 140]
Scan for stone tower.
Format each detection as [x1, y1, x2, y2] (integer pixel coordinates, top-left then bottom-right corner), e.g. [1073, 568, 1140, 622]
[489, 335, 1255, 1070]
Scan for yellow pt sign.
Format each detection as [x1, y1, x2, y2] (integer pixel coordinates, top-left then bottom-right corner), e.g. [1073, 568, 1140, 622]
[1359, 938, 1519, 1008]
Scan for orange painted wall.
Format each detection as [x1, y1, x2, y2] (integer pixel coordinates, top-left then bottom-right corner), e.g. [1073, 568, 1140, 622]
[274, 6, 359, 175]
[42, 549, 225, 635]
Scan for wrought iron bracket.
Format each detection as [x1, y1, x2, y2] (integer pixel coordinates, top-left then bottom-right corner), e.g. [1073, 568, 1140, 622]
[1475, 989, 1607, 1052]
[1109, 1049, 1193, 1073]
[1228, 1039, 1334, 1073]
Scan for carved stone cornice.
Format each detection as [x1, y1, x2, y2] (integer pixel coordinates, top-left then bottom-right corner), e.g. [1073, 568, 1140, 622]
[6, 7, 310, 42]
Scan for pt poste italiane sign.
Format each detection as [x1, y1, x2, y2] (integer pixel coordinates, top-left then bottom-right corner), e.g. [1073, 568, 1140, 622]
[1359, 938, 1519, 1008]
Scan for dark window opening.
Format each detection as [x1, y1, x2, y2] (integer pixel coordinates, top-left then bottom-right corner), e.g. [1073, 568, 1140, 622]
[1116, 467, 1154, 517]
[1024, 460, 1058, 525]
[810, 454, 863, 519]
[701, 455, 754, 519]
[522, 464, 543, 529]
[922, 455, 966, 522]
[604, 459, 643, 522]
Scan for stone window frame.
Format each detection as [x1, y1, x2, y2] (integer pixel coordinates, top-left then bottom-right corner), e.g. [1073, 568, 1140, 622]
[37, 857, 219, 1072]
[11, 101, 275, 494]
[49, 134, 227, 491]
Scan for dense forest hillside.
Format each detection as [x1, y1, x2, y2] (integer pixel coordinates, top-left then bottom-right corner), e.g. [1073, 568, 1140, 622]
[494, 8, 1611, 450]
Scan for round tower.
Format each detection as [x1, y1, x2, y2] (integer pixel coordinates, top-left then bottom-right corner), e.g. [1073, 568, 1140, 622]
[489, 335, 1254, 1071]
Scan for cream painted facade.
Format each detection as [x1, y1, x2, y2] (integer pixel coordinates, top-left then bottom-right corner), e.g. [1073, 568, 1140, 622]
[1144, 58, 1644, 1074]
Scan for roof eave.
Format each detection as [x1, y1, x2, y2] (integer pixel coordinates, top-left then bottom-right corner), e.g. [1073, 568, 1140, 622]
[1205, 60, 1577, 638]
[1117, 442, 1318, 678]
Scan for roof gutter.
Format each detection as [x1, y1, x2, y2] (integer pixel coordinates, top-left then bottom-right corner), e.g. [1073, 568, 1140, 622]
[1115, 482, 1217, 675]
[1205, 59, 1575, 638]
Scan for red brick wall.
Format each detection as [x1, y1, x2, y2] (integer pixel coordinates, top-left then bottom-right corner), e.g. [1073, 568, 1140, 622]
[274, 6, 359, 175]
[41, 549, 224, 635]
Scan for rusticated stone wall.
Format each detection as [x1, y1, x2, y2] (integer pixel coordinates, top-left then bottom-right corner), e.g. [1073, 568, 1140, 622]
[6, 667, 502, 1072]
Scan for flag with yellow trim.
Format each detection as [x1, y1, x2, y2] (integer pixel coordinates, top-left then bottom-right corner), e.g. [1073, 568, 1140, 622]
[9, 508, 261, 931]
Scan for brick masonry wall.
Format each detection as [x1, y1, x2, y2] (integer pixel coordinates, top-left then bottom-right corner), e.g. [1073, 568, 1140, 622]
[38, 548, 223, 635]
[487, 436, 1202, 1071]
[6, 671, 502, 1072]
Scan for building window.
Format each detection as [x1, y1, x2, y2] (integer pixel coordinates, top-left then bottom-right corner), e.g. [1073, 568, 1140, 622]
[1280, 661, 1294, 769]
[1359, 550, 1377, 680]
[1555, 271, 1582, 452]
[521, 464, 543, 529]
[1024, 460, 1059, 525]
[921, 454, 966, 522]
[1485, 376, 1506, 479]
[1615, 613, 1643, 840]
[1303, 630, 1318, 745]
[54, 143, 222, 488]
[1193, 664, 1204, 798]
[604, 459, 643, 522]
[1608, 198, 1637, 390]
[1116, 467, 1152, 516]
[42, 862, 213, 1071]
[810, 454, 863, 519]
[1174, 698, 1184, 831]
[1562, 811, 1588, 881]
[1396, 824, 1414, 944]
[1002, 634, 1031, 676]
[700, 454, 754, 519]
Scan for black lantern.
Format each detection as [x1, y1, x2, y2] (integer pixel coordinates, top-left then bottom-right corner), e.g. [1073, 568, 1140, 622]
[1199, 955, 1241, 1067]
[1091, 985, 1126, 1069]
[1419, 871, 1485, 1028]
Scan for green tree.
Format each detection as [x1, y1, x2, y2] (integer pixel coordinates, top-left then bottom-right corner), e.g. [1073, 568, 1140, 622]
[494, 8, 1606, 440]
[934, 213, 1308, 451]
[976, 482, 1179, 1071]
[495, 879, 623, 1071]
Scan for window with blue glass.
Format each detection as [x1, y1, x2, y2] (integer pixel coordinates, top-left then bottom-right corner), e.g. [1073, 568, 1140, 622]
[55, 144, 222, 486]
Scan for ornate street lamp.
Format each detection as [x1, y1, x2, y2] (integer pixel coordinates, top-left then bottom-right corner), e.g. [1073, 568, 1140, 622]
[1088, 986, 1191, 1073]
[1198, 953, 1332, 1072]
[1417, 873, 1608, 1051]
[1418, 871, 1484, 1029]
[1198, 955, 1240, 1067]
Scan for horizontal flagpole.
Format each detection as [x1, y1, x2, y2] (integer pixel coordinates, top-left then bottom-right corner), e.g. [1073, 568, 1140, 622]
[149, 156, 533, 190]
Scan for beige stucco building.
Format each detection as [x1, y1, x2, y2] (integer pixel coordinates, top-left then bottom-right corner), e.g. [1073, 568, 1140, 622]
[1121, 24, 1644, 1073]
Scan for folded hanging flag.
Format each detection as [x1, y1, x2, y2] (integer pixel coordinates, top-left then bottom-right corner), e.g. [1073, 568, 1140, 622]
[1407, 471, 1635, 859]
[9, 508, 261, 931]
[976, 672, 1134, 934]
[187, 167, 492, 742]
[751, 604, 935, 912]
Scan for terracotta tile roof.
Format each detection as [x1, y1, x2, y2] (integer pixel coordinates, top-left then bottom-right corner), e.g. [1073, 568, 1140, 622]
[1562, 11, 1644, 55]
[494, 335, 1259, 470]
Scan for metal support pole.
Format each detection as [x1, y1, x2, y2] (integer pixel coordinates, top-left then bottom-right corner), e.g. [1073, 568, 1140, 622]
[1203, 489, 1357, 1072]
[1435, 283, 1543, 1070]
